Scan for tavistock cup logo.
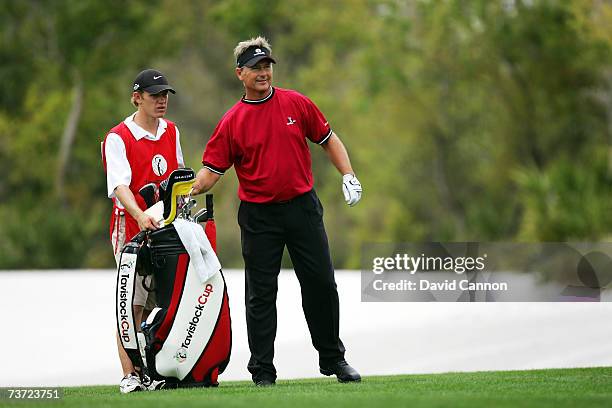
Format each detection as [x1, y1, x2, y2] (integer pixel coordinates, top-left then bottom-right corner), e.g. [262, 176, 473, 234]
[175, 347, 187, 363]
[152, 154, 168, 176]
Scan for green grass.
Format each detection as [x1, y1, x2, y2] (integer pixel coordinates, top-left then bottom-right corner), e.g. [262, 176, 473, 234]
[3, 367, 612, 408]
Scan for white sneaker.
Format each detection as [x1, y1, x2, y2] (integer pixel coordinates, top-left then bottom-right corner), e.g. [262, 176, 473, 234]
[119, 373, 145, 394]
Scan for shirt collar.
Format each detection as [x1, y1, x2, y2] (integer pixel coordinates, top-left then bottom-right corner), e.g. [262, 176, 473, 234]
[124, 112, 168, 141]
[241, 87, 275, 105]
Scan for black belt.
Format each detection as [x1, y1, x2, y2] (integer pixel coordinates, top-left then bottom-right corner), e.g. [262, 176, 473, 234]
[244, 190, 313, 206]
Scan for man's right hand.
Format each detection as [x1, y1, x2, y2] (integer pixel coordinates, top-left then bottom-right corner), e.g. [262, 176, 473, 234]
[192, 167, 222, 195]
[115, 184, 162, 230]
[135, 211, 160, 231]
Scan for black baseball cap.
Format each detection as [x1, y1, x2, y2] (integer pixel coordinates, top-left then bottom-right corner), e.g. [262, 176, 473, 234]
[132, 69, 176, 94]
[236, 46, 277, 68]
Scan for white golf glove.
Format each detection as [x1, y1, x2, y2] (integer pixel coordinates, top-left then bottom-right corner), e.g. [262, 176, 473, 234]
[342, 174, 362, 207]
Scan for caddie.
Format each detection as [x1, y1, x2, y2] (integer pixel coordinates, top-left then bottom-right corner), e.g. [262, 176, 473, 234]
[102, 69, 184, 393]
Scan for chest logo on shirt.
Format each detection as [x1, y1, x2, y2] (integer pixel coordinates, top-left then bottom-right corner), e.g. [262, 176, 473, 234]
[152, 154, 168, 177]
[286, 116, 297, 126]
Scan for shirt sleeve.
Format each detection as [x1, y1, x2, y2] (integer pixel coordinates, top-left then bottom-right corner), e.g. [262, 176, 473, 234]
[202, 117, 233, 175]
[175, 126, 185, 167]
[301, 95, 332, 145]
[104, 133, 132, 198]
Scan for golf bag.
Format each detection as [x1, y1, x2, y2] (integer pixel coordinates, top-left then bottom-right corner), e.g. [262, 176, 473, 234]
[115, 168, 231, 388]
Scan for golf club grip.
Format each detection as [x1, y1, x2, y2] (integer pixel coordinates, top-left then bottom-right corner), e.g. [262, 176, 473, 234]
[206, 194, 214, 219]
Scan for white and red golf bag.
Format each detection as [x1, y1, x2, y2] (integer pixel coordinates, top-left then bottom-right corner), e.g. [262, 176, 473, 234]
[115, 169, 231, 388]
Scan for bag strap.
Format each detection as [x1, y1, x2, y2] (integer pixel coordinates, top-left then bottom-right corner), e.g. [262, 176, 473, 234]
[116, 235, 146, 371]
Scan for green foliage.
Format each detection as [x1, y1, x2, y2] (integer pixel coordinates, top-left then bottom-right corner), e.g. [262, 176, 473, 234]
[0, 202, 92, 268]
[516, 155, 612, 240]
[2, 0, 612, 269]
[0, 0, 181, 268]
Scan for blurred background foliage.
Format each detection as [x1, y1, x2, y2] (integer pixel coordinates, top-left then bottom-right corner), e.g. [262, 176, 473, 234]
[1, 0, 612, 269]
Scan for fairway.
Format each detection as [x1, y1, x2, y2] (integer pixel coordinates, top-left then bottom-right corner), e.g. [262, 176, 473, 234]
[4, 367, 611, 408]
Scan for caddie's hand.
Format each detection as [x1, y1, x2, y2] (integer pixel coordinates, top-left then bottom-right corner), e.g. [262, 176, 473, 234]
[136, 211, 159, 231]
[342, 174, 362, 207]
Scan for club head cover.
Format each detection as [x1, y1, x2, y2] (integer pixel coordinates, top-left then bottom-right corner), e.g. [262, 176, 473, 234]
[159, 168, 195, 224]
[139, 183, 159, 209]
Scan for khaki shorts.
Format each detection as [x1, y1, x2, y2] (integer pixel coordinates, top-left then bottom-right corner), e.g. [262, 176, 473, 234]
[112, 212, 156, 309]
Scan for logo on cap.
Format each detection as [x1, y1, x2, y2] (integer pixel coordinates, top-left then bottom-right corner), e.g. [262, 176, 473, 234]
[236, 46, 276, 67]
[132, 69, 175, 94]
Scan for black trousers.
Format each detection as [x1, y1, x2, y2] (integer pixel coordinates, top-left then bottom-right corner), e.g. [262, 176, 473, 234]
[238, 189, 345, 382]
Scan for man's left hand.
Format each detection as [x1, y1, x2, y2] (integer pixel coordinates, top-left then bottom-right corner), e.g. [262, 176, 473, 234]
[342, 174, 362, 207]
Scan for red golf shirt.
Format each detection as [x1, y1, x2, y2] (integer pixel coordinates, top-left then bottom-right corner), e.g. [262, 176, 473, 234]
[202, 87, 332, 203]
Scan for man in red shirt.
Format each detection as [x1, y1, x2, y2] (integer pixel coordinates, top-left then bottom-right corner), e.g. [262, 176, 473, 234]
[193, 36, 362, 386]
[102, 69, 184, 393]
